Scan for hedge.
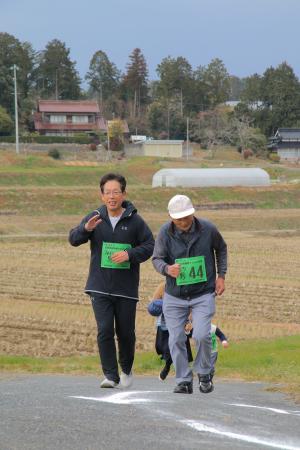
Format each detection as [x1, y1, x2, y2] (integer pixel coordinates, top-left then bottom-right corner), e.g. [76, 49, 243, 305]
[0, 135, 92, 144]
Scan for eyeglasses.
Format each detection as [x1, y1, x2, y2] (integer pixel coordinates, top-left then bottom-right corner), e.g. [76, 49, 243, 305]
[103, 190, 123, 196]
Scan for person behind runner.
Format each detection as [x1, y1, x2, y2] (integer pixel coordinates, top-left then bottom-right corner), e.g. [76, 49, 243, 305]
[152, 194, 227, 394]
[148, 289, 228, 383]
[185, 320, 229, 381]
[210, 323, 229, 381]
[69, 173, 154, 388]
[148, 281, 193, 381]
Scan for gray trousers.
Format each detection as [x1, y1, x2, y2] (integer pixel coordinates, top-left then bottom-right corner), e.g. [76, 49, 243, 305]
[163, 291, 215, 384]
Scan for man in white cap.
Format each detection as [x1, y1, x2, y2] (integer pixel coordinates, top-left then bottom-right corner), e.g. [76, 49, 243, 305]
[152, 195, 227, 394]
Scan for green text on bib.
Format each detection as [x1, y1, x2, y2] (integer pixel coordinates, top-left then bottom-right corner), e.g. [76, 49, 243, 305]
[175, 256, 207, 286]
[101, 242, 131, 269]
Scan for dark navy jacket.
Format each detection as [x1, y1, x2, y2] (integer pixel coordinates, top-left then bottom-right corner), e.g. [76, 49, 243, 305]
[69, 201, 154, 300]
[152, 217, 227, 299]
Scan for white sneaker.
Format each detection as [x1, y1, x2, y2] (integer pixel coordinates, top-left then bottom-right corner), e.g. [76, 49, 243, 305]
[120, 372, 133, 388]
[100, 378, 119, 388]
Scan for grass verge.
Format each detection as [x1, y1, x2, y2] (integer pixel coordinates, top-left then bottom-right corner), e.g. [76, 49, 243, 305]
[1, 335, 299, 402]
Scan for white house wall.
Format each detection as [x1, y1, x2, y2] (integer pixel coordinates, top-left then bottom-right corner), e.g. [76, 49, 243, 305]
[278, 149, 300, 160]
[143, 143, 183, 157]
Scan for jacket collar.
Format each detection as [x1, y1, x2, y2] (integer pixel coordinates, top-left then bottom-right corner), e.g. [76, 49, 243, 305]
[168, 216, 202, 237]
[96, 200, 137, 221]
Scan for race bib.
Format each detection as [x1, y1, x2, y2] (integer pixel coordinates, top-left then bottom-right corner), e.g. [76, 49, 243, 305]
[175, 256, 207, 286]
[101, 242, 131, 269]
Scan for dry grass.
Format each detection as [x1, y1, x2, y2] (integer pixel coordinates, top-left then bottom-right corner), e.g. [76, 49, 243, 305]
[0, 210, 299, 357]
[0, 208, 300, 238]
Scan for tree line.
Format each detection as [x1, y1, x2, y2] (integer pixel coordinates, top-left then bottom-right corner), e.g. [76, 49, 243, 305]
[1, 31, 300, 152]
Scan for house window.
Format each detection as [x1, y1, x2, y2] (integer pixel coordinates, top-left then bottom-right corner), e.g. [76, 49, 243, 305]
[50, 115, 67, 124]
[72, 115, 89, 124]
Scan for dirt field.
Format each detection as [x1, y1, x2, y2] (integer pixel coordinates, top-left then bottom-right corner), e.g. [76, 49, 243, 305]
[1, 209, 299, 357]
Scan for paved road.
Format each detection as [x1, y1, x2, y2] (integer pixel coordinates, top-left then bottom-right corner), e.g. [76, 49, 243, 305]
[0, 375, 299, 450]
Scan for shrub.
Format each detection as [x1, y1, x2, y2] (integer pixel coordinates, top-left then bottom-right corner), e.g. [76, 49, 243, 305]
[268, 153, 281, 163]
[158, 131, 168, 140]
[109, 137, 124, 151]
[243, 148, 254, 159]
[48, 148, 61, 160]
[0, 135, 15, 143]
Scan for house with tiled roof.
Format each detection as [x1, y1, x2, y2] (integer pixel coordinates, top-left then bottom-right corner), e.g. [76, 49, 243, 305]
[268, 128, 300, 161]
[34, 100, 107, 136]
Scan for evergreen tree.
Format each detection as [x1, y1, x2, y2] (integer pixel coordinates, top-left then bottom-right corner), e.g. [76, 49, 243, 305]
[121, 48, 148, 117]
[85, 50, 120, 110]
[156, 56, 194, 116]
[0, 106, 14, 135]
[228, 75, 246, 100]
[192, 65, 211, 112]
[260, 62, 300, 134]
[147, 101, 166, 136]
[240, 73, 262, 104]
[201, 58, 230, 107]
[0, 32, 35, 118]
[36, 39, 81, 99]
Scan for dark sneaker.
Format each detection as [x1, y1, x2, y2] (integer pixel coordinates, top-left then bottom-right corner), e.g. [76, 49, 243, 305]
[159, 364, 171, 381]
[198, 374, 214, 394]
[173, 381, 193, 394]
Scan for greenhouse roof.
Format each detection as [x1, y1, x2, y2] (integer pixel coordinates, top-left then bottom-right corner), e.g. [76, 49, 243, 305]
[152, 168, 270, 187]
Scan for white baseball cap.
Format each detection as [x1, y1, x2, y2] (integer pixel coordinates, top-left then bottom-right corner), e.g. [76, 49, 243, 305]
[168, 195, 195, 219]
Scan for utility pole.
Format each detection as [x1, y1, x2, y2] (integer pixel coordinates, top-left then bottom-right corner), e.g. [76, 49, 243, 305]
[12, 64, 19, 154]
[167, 104, 170, 140]
[186, 117, 189, 161]
[106, 121, 111, 161]
[99, 81, 103, 113]
[180, 88, 183, 117]
[55, 70, 58, 100]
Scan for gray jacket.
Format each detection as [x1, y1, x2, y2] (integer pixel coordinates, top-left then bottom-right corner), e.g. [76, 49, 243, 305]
[152, 217, 227, 299]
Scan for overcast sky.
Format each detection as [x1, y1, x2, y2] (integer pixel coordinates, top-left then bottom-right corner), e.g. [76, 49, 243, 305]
[1, 0, 300, 84]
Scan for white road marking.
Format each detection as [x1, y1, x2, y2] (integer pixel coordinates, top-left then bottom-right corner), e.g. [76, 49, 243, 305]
[70, 391, 300, 449]
[70, 390, 165, 405]
[227, 403, 300, 416]
[182, 420, 300, 450]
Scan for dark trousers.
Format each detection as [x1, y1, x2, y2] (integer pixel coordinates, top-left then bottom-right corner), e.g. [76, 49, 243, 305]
[90, 293, 137, 383]
[155, 327, 193, 367]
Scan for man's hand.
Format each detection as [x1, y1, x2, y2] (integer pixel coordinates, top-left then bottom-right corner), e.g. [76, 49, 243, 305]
[84, 214, 102, 232]
[167, 263, 181, 278]
[111, 251, 129, 264]
[215, 276, 225, 295]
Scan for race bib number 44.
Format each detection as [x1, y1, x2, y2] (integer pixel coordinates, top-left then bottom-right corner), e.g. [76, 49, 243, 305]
[175, 256, 207, 286]
[101, 242, 131, 269]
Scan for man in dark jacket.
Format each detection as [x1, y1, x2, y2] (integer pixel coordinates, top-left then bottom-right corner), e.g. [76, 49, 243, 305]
[69, 173, 154, 388]
[152, 194, 227, 395]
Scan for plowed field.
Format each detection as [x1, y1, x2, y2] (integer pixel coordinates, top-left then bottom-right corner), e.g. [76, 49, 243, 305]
[1, 223, 299, 356]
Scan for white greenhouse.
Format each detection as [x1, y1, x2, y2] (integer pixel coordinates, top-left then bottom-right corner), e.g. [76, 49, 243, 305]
[152, 168, 270, 188]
